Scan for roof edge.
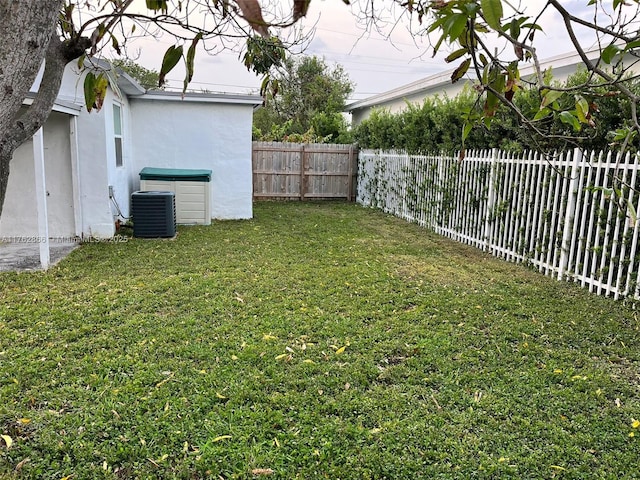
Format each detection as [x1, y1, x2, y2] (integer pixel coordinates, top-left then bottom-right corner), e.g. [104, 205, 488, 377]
[23, 93, 82, 115]
[133, 90, 263, 105]
[345, 47, 607, 112]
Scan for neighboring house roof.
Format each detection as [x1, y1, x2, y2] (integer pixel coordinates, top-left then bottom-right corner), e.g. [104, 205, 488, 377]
[345, 48, 609, 117]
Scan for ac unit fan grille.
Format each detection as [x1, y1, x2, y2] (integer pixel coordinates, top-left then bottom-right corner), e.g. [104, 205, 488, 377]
[132, 191, 176, 238]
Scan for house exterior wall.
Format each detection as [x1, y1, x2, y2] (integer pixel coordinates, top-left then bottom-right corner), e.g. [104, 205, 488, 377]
[0, 112, 76, 238]
[348, 50, 639, 125]
[104, 91, 135, 224]
[129, 99, 254, 220]
[4, 63, 257, 244]
[57, 63, 91, 104]
[73, 92, 117, 239]
[351, 81, 467, 124]
[28, 62, 119, 239]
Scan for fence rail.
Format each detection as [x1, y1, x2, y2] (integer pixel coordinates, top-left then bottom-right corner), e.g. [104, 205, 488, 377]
[252, 142, 358, 201]
[358, 148, 640, 300]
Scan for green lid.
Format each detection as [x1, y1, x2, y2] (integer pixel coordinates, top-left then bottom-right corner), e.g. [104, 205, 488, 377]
[139, 167, 212, 182]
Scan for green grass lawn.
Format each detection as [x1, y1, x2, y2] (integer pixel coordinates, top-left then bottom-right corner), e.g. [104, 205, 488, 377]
[1, 202, 639, 479]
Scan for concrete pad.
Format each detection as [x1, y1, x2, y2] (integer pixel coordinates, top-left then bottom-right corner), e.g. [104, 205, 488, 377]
[0, 241, 79, 272]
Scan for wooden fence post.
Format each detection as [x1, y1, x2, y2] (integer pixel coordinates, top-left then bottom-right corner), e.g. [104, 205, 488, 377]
[300, 144, 306, 201]
[347, 145, 354, 202]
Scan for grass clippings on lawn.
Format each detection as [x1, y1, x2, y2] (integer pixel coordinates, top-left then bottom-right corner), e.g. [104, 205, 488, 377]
[1, 202, 639, 479]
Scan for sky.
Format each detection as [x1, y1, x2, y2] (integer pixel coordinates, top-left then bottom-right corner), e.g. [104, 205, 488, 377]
[111, 1, 630, 102]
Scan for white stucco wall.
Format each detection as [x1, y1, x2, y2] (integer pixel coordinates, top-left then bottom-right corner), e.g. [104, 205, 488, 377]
[8, 63, 257, 241]
[103, 92, 135, 222]
[28, 62, 119, 239]
[73, 94, 117, 239]
[0, 112, 76, 238]
[129, 98, 255, 220]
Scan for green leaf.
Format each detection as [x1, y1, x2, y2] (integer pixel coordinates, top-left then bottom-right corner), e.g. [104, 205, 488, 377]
[522, 23, 544, 32]
[462, 122, 473, 142]
[609, 127, 636, 143]
[427, 15, 447, 34]
[509, 18, 520, 40]
[111, 35, 121, 55]
[84, 72, 97, 113]
[447, 13, 469, 41]
[94, 74, 109, 111]
[559, 111, 581, 131]
[490, 72, 506, 94]
[533, 107, 551, 122]
[451, 58, 471, 83]
[575, 95, 589, 123]
[146, 0, 168, 12]
[481, 0, 503, 31]
[184, 33, 203, 92]
[541, 90, 564, 108]
[483, 91, 500, 117]
[259, 75, 271, 97]
[445, 48, 468, 63]
[432, 33, 446, 56]
[601, 44, 620, 64]
[159, 45, 183, 86]
[624, 39, 640, 51]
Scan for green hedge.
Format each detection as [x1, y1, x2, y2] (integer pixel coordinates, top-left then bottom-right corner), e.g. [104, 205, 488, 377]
[353, 71, 640, 154]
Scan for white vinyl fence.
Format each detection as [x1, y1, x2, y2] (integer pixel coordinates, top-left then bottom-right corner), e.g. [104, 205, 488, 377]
[358, 148, 640, 300]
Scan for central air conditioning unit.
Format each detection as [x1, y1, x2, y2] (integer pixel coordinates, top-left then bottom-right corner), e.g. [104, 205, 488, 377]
[131, 191, 176, 238]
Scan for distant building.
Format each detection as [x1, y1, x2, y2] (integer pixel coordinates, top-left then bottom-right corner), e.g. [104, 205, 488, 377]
[346, 48, 630, 125]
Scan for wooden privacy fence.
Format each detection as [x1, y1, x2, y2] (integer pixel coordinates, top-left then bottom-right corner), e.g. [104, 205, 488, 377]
[358, 148, 640, 300]
[252, 142, 358, 201]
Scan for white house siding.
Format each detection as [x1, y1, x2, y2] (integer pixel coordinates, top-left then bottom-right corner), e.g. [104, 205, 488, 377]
[129, 98, 255, 220]
[0, 112, 76, 238]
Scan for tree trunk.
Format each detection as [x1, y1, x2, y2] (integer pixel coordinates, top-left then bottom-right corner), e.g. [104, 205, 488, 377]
[0, 150, 10, 219]
[0, 0, 65, 218]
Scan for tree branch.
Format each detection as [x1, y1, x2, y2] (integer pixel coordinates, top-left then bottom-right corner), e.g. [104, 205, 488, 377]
[7, 38, 75, 151]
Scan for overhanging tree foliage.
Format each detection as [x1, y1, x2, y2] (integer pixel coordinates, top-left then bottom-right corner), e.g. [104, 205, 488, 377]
[394, 0, 640, 152]
[253, 55, 354, 143]
[111, 58, 164, 91]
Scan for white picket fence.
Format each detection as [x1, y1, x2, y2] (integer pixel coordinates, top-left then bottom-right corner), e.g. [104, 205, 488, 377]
[358, 148, 640, 300]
